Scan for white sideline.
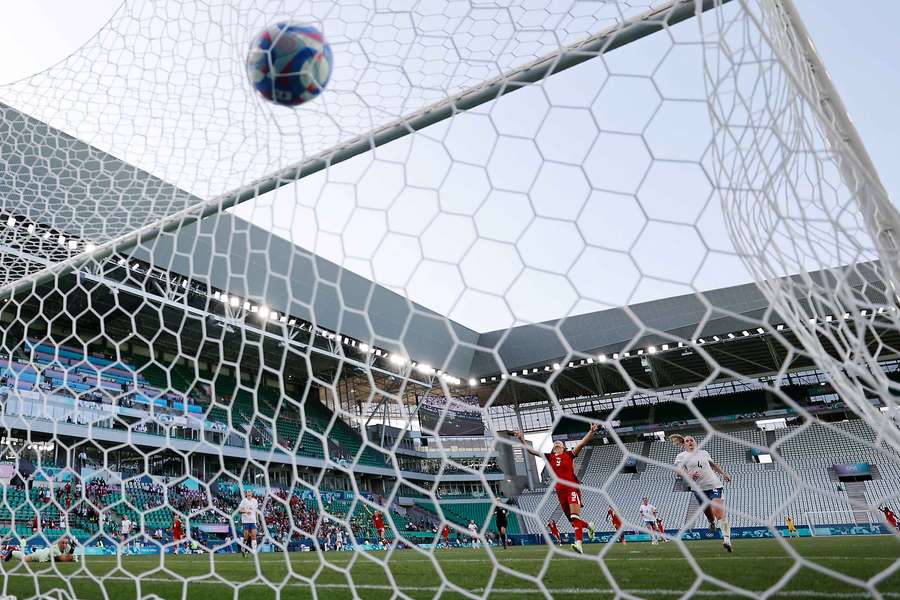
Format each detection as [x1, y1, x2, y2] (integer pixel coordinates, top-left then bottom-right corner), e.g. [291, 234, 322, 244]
[0, 574, 896, 599]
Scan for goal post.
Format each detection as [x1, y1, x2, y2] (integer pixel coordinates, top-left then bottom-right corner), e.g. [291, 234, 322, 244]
[802, 511, 877, 537]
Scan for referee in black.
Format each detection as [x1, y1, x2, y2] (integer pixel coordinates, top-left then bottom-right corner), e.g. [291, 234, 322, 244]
[494, 504, 509, 549]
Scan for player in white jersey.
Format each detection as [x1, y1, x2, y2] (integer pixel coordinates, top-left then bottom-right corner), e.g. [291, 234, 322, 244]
[120, 515, 134, 554]
[237, 489, 260, 556]
[638, 498, 661, 544]
[670, 434, 734, 552]
[467, 520, 479, 548]
[3, 537, 76, 563]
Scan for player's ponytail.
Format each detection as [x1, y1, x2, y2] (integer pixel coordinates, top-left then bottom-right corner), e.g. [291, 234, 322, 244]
[668, 434, 685, 447]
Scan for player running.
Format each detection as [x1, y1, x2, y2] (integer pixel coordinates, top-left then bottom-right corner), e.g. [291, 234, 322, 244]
[119, 515, 134, 554]
[514, 424, 599, 554]
[172, 516, 185, 554]
[3, 537, 77, 563]
[494, 504, 509, 549]
[467, 520, 479, 548]
[547, 519, 562, 545]
[606, 507, 626, 545]
[670, 434, 734, 553]
[785, 515, 800, 539]
[655, 515, 668, 543]
[441, 524, 451, 548]
[639, 498, 661, 545]
[237, 489, 260, 556]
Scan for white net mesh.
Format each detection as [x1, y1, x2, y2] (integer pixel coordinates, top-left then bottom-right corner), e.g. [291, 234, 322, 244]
[0, 0, 897, 597]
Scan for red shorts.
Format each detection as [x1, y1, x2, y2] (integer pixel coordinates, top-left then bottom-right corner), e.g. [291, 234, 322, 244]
[377, 527, 385, 537]
[556, 487, 582, 516]
[174, 531, 184, 541]
[611, 518, 622, 530]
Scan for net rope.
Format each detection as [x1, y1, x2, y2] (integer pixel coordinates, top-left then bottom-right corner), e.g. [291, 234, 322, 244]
[0, 0, 896, 598]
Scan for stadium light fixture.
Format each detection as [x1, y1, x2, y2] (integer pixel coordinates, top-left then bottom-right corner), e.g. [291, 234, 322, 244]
[26, 224, 35, 234]
[612, 353, 619, 360]
[258, 306, 270, 319]
[661, 344, 669, 351]
[741, 330, 750, 336]
[712, 336, 720, 342]
[647, 346, 657, 354]
[229, 296, 240, 307]
[68, 240, 78, 250]
[6, 217, 15, 227]
[756, 327, 765, 334]
[468, 378, 477, 386]
[727, 333, 735, 339]
[552, 363, 560, 370]
[389, 355, 407, 367]
[598, 354, 607, 362]
[776, 324, 785, 330]
[358, 343, 369, 352]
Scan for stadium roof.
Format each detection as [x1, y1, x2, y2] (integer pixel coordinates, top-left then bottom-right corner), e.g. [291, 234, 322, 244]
[0, 103, 894, 386]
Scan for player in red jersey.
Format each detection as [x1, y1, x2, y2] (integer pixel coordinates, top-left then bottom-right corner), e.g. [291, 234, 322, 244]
[880, 506, 899, 532]
[372, 511, 386, 544]
[441, 524, 451, 548]
[547, 519, 561, 545]
[606, 507, 626, 545]
[655, 516, 668, 543]
[515, 423, 599, 554]
[172, 516, 184, 554]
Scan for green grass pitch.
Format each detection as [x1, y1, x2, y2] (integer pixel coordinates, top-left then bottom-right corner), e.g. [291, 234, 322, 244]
[0, 536, 897, 599]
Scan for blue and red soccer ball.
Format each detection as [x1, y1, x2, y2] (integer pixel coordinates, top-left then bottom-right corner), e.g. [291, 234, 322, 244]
[246, 22, 332, 107]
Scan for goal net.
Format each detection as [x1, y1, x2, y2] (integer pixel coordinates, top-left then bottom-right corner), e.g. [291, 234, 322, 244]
[802, 511, 877, 536]
[0, 0, 897, 597]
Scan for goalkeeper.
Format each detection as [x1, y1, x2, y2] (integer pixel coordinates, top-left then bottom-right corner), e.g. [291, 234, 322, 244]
[3, 537, 77, 563]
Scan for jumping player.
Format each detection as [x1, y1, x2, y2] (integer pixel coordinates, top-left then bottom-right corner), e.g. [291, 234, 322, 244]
[441, 524, 451, 548]
[670, 434, 718, 533]
[547, 519, 561, 545]
[514, 424, 599, 554]
[494, 504, 509, 549]
[237, 489, 260, 556]
[671, 434, 734, 553]
[785, 515, 800, 539]
[880, 506, 899, 532]
[606, 507, 626, 544]
[3, 537, 76, 563]
[371, 510, 386, 544]
[639, 498, 661, 545]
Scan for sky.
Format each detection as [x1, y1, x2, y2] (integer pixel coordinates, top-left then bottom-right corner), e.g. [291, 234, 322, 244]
[0, 0, 896, 334]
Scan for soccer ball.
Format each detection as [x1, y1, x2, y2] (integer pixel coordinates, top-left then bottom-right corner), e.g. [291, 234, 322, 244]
[246, 22, 332, 106]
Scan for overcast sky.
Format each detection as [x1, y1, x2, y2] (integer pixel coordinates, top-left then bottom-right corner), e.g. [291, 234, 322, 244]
[0, 0, 896, 334]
